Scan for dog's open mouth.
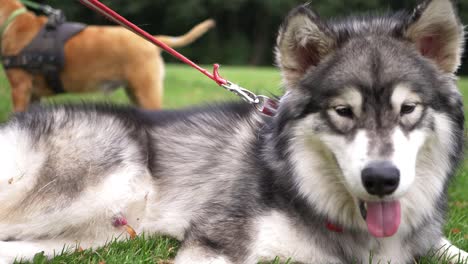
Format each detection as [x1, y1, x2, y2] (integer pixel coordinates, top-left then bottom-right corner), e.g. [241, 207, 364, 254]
[359, 200, 401, 238]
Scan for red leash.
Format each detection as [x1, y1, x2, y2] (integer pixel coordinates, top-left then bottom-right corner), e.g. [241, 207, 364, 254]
[78, 0, 278, 116]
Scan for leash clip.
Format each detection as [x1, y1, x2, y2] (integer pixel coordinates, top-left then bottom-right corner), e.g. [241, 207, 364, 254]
[214, 63, 261, 104]
[214, 64, 278, 116]
[221, 81, 278, 116]
[221, 81, 260, 105]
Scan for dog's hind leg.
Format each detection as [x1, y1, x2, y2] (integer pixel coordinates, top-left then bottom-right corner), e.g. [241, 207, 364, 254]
[125, 56, 164, 110]
[0, 148, 153, 259]
[0, 239, 98, 264]
[5, 69, 34, 112]
[435, 238, 468, 263]
[0, 170, 152, 262]
[0, 129, 46, 238]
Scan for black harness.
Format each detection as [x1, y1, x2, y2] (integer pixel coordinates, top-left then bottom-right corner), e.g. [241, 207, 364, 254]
[2, 11, 86, 94]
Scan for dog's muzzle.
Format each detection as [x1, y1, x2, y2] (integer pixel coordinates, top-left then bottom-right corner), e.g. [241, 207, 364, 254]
[359, 161, 401, 238]
[361, 161, 400, 196]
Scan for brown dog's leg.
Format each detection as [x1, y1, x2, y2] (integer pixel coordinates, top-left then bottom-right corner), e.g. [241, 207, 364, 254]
[126, 60, 164, 110]
[129, 77, 163, 110]
[5, 69, 34, 112]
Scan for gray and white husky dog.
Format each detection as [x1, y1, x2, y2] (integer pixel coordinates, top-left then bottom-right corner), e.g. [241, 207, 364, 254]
[0, 0, 467, 263]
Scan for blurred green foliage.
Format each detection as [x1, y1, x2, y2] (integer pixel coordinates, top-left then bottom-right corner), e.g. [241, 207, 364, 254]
[39, 0, 467, 73]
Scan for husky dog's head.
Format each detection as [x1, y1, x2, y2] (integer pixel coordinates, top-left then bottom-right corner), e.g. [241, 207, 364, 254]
[273, 0, 464, 238]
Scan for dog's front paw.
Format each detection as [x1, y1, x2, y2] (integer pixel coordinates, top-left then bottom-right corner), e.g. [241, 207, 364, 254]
[0, 254, 13, 264]
[451, 250, 468, 264]
[0, 241, 37, 264]
[0, 244, 13, 264]
[438, 238, 468, 264]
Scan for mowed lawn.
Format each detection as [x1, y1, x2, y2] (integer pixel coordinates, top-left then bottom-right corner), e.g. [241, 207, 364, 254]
[0, 64, 466, 264]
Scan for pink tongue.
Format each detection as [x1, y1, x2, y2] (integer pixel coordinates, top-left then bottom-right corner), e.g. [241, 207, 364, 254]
[366, 200, 401, 238]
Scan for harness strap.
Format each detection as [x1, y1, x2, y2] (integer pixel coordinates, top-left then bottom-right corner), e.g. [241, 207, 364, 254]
[2, 53, 65, 94]
[20, 0, 43, 11]
[2, 5, 84, 95]
[20, 0, 61, 17]
[3, 54, 59, 69]
[0, 8, 27, 55]
[44, 69, 65, 94]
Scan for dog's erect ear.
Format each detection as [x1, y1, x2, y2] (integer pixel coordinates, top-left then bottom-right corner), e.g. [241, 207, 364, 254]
[276, 5, 336, 88]
[405, 0, 465, 73]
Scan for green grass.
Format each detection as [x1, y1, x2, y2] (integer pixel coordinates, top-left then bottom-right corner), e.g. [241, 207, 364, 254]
[0, 64, 466, 263]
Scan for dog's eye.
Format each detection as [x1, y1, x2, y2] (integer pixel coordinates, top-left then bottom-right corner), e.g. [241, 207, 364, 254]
[401, 103, 417, 115]
[334, 106, 354, 118]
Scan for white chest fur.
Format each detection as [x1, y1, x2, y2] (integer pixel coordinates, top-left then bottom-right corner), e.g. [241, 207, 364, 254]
[250, 211, 413, 264]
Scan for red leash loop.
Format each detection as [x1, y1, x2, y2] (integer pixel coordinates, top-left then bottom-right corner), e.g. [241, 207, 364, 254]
[78, 0, 277, 116]
[212, 64, 227, 86]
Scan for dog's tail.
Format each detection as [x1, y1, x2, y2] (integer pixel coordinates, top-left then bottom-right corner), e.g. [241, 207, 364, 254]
[155, 19, 215, 48]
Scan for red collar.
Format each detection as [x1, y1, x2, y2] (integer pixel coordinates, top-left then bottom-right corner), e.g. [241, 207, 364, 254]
[326, 220, 343, 233]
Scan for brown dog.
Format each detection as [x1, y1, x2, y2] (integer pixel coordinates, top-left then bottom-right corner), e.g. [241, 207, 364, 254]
[0, 0, 215, 111]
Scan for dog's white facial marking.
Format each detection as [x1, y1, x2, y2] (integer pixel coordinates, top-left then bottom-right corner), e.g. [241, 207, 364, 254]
[400, 112, 455, 230]
[321, 88, 371, 200]
[330, 87, 363, 116]
[328, 87, 362, 132]
[321, 130, 371, 199]
[389, 127, 426, 198]
[289, 115, 365, 229]
[391, 84, 421, 107]
[387, 84, 428, 198]
[391, 84, 424, 127]
[312, 123, 427, 238]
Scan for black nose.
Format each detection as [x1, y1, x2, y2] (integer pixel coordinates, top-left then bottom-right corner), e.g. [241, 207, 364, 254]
[361, 161, 400, 196]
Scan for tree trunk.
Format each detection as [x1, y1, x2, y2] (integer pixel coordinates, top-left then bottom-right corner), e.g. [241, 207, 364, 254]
[249, 10, 271, 65]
